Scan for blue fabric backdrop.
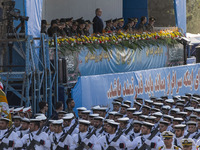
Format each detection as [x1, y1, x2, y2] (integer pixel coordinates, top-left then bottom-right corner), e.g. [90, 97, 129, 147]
[174, 0, 187, 33]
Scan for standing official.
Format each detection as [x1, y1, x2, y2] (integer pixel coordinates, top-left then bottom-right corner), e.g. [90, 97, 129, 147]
[93, 8, 104, 34]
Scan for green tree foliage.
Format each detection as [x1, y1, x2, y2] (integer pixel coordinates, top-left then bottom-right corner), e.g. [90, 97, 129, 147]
[187, 0, 200, 33]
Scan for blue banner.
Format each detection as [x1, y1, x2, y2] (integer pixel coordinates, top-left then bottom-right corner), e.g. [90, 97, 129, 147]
[72, 64, 200, 111]
[78, 46, 168, 76]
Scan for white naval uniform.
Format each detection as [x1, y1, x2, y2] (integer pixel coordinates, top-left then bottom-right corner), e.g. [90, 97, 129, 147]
[71, 131, 101, 150]
[0, 129, 22, 150]
[63, 125, 79, 135]
[129, 131, 141, 141]
[184, 131, 198, 140]
[174, 135, 184, 148]
[132, 133, 164, 150]
[21, 130, 51, 150]
[16, 129, 29, 138]
[159, 144, 181, 150]
[49, 131, 73, 149]
[14, 125, 21, 132]
[197, 139, 200, 149]
[97, 133, 132, 149]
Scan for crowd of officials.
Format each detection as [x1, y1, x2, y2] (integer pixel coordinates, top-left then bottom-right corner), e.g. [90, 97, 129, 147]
[41, 8, 156, 37]
[0, 93, 200, 149]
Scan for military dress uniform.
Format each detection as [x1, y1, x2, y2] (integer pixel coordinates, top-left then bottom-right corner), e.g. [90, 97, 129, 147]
[0, 128, 22, 150]
[71, 120, 101, 150]
[21, 130, 51, 150]
[16, 128, 29, 138]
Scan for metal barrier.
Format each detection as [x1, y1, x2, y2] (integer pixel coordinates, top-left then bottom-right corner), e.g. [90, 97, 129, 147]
[0, 34, 58, 116]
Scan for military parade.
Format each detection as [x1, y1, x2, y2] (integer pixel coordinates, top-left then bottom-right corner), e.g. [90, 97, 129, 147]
[0, 93, 198, 149]
[0, 0, 199, 149]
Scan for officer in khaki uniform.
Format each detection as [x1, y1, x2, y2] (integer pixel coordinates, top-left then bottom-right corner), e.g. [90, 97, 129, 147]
[159, 131, 181, 150]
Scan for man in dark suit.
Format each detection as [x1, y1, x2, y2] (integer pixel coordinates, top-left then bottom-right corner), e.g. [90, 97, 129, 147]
[93, 8, 104, 34]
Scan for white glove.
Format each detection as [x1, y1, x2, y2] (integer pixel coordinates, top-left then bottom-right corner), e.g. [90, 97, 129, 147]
[57, 142, 65, 148]
[2, 138, 9, 144]
[145, 139, 151, 146]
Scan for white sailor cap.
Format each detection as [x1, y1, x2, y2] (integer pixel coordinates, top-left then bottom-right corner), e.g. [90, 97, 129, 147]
[144, 99, 153, 104]
[151, 108, 160, 112]
[79, 119, 90, 125]
[133, 111, 142, 115]
[52, 119, 63, 125]
[98, 107, 108, 111]
[156, 98, 164, 102]
[34, 113, 44, 116]
[190, 99, 199, 103]
[89, 113, 99, 117]
[133, 120, 142, 124]
[171, 108, 180, 112]
[152, 112, 163, 117]
[176, 103, 184, 106]
[153, 102, 163, 106]
[147, 116, 156, 120]
[108, 111, 118, 115]
[162, 105, 171, 110]
[181, 138, 195, 146]
[174, 124, 186, 129]
[112, 101, 121, 105]
[187, 121, 197, 126]
[124, 100, 132, 104]
[176, 112, 187, 115]
[139, 115, 148, 119]
[142, 121, 154, 127]
[49, 120, 55, 123]
[193, 108, 200, 113]
[21, 117, 30, 123]
[127, 108, 136, 111]
[161, 131, 174, 138]
[107, 119, 119, 126]
[0, 117, 10, 122]
[12, 115, 21, 120]
[82, 110, 91, 114]
[142, 105, 151, 109]
[9, 107, 14, 114]
[36, 114, 47, 120]
[77, 107, 87, 111]
[63, 113, 74, 120]
[114, 112, 123, 117]
[30, 118, 41, 122]
[185, 107, 194, 111]
[23, 106, 32, 113]
[91, 105, 101, 110]
[165, 99, 174, 103]
[58, 111, 67, 114]
[14, 107, 24, 112]
[159, 120, 170, 125]
[163, 114, 174, 119]
[117, 117, 129, 122]
[173, 118, 183, 122]
[121, 104, 130, 108]
[94, 116, 104, 120]
[189, 114, 197, 118]
[134, 101, 142, 106]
